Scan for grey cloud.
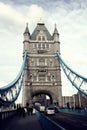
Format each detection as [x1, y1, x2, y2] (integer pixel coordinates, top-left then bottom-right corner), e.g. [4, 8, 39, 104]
[1, 0, 87, 11]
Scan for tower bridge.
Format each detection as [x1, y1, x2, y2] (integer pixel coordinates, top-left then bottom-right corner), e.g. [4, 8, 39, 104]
[0, 21, 87, 130]
[0, 21, 87, 109]
[22, 21, 62, 107]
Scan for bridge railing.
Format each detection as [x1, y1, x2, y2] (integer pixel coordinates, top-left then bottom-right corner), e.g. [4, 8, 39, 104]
[36, 111, 65, 130]
[0, 109, 17, 121]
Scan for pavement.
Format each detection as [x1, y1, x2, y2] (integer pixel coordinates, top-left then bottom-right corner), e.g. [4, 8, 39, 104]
[58, 108, 87, 116]
[1, 114, 43, 130]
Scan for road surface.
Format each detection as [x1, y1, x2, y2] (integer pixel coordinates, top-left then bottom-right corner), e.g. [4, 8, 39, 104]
[49, 112, 87, 130]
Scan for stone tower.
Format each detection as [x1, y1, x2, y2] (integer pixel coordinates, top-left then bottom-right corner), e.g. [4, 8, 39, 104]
[22, 21, 62, 107]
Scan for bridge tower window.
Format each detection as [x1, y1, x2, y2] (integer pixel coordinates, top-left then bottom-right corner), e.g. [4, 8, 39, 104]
[47, 75, 51, 81]
[42, 43, 45, 49]
[38, 36, 41, 41]
[39, 75, 45, 81]
[42, 36, 45, 41]
[46, 44, 49, 48]
[37, 35, 46, 41]
[38, 43, 41, 49]
[31, 59, 34, 66]
[47, 73, 51, 81]
[39, 58, 45, 66]
[33, 75, 37, 81]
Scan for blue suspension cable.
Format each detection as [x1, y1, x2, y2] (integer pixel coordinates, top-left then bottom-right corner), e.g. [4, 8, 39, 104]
[0, 51, 27, 105]
[56, 51, 87, 96]
[0, 51, 27, 92]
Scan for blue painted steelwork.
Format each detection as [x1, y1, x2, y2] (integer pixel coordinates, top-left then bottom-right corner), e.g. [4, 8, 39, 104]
[56, 51, 87, 97]
[0, 51, 27, 105]
[36, 111, 65, 130]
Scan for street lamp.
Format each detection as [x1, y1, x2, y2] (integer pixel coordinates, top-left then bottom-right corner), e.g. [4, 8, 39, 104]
[78, 92, 81, 108]
[27, 81, 32, 107]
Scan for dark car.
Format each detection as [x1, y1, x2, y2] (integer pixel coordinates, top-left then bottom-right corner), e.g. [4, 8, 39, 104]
[54, 106, 59, 113]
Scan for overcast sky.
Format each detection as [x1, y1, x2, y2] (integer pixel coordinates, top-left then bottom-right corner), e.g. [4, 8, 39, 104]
[0, 0, 87, 102]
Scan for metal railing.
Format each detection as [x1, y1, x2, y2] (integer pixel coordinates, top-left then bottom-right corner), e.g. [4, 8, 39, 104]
[36, 111, 65, 130]
[0, 109, 17, 121]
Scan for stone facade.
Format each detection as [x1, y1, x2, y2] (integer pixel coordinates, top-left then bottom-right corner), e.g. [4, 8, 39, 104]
[22, 21, 62, 107]
[73, 93, 87, 108]
[62, 93, 87, 109]
[62, 96, 74, 108]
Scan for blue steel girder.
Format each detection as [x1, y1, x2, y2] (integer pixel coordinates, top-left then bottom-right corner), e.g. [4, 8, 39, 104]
[0, 51, 27, 105]
[0, 72, 23, 105]
[56, 51, 87, 97]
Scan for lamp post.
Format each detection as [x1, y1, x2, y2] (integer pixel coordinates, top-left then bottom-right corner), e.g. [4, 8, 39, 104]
[28, 82, 32, 107]
[73, 95, 75, 109]
[78, 92, 81, 108]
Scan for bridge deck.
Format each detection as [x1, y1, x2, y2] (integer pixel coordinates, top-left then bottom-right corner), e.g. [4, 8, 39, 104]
[1, 115, 43, 130]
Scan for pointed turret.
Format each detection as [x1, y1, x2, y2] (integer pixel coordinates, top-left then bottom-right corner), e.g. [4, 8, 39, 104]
[53, 24, 59, 35]
[53, 24, 59, 42]
[23, 23, 30, 53]
[24, 23, 30, 34]
[23, 23, 30, 41]
[53, 24, 60, 53]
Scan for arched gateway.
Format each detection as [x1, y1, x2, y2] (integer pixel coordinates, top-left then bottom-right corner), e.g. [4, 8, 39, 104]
[22, 21, 62, 107]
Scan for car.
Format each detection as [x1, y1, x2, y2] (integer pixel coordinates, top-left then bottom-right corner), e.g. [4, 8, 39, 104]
[47, 104, 59, 113]
[45, 107, 55, 115]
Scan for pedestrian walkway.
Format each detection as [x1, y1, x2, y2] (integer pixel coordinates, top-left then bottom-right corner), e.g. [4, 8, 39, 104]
[59, 108, 87, 116]
[1, 114, 43, 130]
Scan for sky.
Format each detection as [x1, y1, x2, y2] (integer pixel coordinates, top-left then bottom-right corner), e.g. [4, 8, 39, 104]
[0, 0, 87, 103]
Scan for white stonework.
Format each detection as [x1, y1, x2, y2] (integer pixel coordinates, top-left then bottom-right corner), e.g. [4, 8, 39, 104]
[22, 22, 62, 107]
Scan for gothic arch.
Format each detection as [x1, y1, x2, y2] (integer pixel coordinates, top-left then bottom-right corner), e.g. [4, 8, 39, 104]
[32, 90, 53, 104]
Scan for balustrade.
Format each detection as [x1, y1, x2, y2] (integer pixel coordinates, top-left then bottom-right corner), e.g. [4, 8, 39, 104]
[0, 109, 17, 121]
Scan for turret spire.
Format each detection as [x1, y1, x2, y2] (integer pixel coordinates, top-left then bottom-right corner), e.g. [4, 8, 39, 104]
[23, 22, 30, 43]
[53, 23, 59, 42]
[53, 23, 59, 34]
[24, 22, 30, 35]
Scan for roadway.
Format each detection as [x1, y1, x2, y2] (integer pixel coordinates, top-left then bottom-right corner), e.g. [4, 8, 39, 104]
[48, 112, 87, 130]
[1, 110, 87, 130]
